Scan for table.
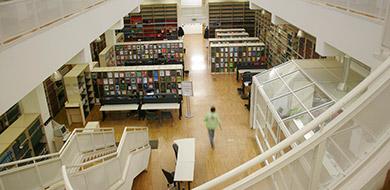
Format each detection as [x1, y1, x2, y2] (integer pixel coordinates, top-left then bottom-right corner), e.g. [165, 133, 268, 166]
[141, 103, 182, 119]
[236, 68, 265, 81]
[174, 138, 195, 190]
[99, 104, 139, 120]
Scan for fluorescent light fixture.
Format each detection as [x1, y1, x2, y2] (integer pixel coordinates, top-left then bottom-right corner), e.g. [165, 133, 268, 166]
[181, 0, 201, 7]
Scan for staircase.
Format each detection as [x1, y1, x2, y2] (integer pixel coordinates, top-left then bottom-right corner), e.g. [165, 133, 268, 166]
[0, 127, 150, 190]
[194, 56, 390, 189]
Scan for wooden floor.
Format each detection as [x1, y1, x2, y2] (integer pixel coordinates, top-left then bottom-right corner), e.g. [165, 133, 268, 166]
[68, 34, 260, 189]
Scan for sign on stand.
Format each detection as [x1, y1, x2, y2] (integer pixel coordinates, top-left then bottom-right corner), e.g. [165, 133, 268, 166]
[182, 81, 193, 118]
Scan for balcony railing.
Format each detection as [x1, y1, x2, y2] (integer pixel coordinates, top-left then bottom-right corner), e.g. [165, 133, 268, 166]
[308, 0, 390, 20]
[0, 0, 107, 48]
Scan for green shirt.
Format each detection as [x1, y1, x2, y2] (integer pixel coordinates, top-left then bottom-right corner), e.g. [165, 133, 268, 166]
[204, 112, 221, 130]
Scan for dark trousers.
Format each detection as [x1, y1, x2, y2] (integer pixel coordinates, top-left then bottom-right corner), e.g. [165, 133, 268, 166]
[208, 129, 215, 148]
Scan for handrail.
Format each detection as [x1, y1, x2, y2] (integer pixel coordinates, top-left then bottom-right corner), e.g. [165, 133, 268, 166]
[0, 128, 114, 169]
[193, 57, 390, 189]
[62, 127, 150, 189]
[61, 166, 74, 190]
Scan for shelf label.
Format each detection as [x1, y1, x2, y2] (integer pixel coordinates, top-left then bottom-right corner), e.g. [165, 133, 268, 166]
[182, 81, 193, 96]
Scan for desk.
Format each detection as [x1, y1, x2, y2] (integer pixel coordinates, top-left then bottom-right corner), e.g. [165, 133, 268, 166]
[174, 138, 195, 190]
[236, 68, 265, 81]
[99, 104, 139, 120]
[141, 103, 182, 119]
[175, 139, 195, 162]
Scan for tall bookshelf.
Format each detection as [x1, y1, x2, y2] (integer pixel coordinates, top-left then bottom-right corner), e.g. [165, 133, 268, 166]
[0, 104, 21, 135]
[254, 9, 321, 67]
[99, 40, 184, 67]
[91, 65, 183, 103]
[64, 64, 95, 125]
[208, 1, 255, 38]
[210, 42, 266, 73]
[43, 65, 72, 117]
[122, 3, 178, 41]
[0, 114, 48, 165]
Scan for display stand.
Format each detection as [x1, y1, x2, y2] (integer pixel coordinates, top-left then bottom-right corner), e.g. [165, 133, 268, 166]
[181, 81, 193, 118]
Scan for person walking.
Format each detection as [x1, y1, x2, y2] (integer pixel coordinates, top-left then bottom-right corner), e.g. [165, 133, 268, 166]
[204, 106, 221, 149]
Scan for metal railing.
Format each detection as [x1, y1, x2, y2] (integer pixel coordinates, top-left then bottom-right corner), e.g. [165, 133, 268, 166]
[0, 128, 115, 190]
[0, 0, 108, 47]
[194, 56, 390, 189]
[61, 127, 150, 190]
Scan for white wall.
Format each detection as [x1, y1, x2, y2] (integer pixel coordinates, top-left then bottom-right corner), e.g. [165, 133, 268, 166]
[19, 84, 55, 153]
[0, 0, 141, 115]
[250, 0, 386, 69]
[183, 23, 203, 34]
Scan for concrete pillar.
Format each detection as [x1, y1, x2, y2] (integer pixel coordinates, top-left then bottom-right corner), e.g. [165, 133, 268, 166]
[337, 55, 352, 91]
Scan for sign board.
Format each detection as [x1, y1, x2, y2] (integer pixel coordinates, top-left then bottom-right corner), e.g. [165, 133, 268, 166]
[182, 81, 193, 96]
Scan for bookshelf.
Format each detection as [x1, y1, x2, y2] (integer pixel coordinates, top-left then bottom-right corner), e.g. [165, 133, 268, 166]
[0, 104, 21, 135]
[91, 65, 183, 102]
[209, 37, 261, 45]
[210, 42, 266, 73]
[122, 3, 178, 41]
[254, 9, 321, 67]
[215, 28, 246, 33]
[64, 64, 95, 125]
[43, 65, 72, 117]
[216, 32, 249, 38]
[0, 113, 48, 165]
[99, 40, 184, 67]
[209, 1, 255, 38]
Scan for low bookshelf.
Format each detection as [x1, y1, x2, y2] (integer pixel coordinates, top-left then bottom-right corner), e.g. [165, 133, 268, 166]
[210, 42, 266, 73]
[91, 64, 183, 103]
[99, 40, 184, 67]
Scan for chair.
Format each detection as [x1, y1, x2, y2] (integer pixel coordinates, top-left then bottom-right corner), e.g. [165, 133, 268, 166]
[162, 169, 176, 189]
[161, 111, 173, 125]
[172, 143, 178, 160]
[145, 111, 160, 125]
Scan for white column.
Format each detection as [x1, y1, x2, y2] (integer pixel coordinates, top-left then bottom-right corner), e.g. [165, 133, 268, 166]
[67, 46, 93, 68]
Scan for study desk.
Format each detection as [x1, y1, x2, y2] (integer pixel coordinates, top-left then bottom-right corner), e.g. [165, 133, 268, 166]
[99, 104, 139, 120]
[175, 138, 195, 162]
[141, 103, 182, 119]
[174, 138, 195, 190]
[236, 68, 265, 81]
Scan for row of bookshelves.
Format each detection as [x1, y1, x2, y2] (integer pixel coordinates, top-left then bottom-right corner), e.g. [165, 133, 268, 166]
[208, 2, 255, 38]
[209, 43, 266, 73]
[0, 104, 21, 135]
[91, 65, 183, 101]
[254, 9, 321, 67]
[209, 37, 261, 45]
[64, 64, 95, 125]
[216, 32, 249, 38]
[122, 3, 178, 41]
[99, 40, 184, 67]
[0, 114, 48, 166]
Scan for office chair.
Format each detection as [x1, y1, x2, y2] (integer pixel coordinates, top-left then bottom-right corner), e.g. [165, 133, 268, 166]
[172, 143, 178, 160]
[162, 169, 176, 189]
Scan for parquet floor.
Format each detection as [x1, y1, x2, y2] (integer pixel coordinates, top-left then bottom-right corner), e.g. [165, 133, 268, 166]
[67, 34, 260, 189]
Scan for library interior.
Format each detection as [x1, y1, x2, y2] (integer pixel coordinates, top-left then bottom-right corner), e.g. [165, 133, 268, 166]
[0, 0, 390, 189]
